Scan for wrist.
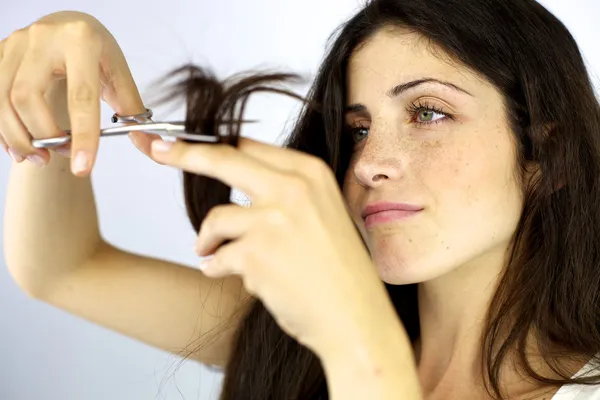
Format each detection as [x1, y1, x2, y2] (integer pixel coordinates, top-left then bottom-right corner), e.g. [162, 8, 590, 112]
[313, 286, 410, 362]
[319, 326, 421, 400]
[314, 296, 421, 399]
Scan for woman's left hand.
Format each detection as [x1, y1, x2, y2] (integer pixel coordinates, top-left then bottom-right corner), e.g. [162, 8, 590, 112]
[150, 137, 401, 358]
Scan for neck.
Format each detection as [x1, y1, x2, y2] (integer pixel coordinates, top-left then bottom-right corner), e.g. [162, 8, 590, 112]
[412, 244, 586, 399]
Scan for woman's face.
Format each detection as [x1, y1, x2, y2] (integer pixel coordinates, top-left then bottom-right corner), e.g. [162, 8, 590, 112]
[342, 27, 525, 284]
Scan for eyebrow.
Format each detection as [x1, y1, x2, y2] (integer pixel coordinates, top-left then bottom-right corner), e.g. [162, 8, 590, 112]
[344, 77, 473, 114]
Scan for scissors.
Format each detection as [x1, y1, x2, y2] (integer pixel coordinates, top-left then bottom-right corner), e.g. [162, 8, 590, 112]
[30, 108, 243, 149]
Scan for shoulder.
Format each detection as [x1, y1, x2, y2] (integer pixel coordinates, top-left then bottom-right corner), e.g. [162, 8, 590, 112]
[552, 383, 600, 400]
[552, 354, 600, 400]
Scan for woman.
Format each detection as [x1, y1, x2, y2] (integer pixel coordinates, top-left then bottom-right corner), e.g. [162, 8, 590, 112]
[2, 0, 600, 399]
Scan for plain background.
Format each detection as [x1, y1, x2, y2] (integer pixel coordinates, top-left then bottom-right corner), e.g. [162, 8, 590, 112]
[0, 1, 598, 399]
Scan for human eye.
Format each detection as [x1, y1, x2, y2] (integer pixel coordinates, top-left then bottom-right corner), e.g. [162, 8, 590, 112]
[344, 100, 455, 145]
[406, 100, 454, 127]
[346, 122, 370, 144]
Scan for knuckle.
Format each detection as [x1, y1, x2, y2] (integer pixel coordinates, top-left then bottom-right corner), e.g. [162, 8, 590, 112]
[203, 206, 224, 229]
[6, 28, 27, 47]
[281, 175, 311, 201]
[265, 208, 288, 226]
[304, 155, 328, 173]
[68, 82, 97, 107]
[21, 45, 44, 65]
[2, 134, 30, 156]
[304, 156, 333, 182]
[62, 20, 97, 41]
[10, 82, 33, 107]
[27, 22, 52, 42]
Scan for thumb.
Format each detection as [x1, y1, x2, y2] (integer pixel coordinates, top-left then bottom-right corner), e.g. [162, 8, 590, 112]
[128, 131, 164, 163]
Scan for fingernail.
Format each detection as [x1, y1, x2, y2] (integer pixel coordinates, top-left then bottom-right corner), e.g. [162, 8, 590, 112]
[152, 140, 173, 152]
[56, 147, 71, 158]
[72, 151, 89, 174]
[199, 259, 213, 271]
[26, 154, 46, 167]
[7, 148, 24, 163]
[198, 255, 214, 270]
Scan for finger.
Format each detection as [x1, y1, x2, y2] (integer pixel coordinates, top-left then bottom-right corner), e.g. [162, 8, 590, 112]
[0, 133, 7, 153]
[235, 137, 309, 172]
[0, 105, 30, 162]
[150, 140, 283, 199]
[128, 131, 164, 161]
[100, 49, 146, 116]
[100, 51, 153, 156]
[53, 142, 72, 158]
[10, 49, 63, 165]
[0, 39, 12, 155]
[12, 48, 63, 140]
[0, 32, 36, 161]
[195, 204, 250, 256]
[199, 241, 245, 279]
[195, 204, 284, 256]
[64, 39, 102, 176]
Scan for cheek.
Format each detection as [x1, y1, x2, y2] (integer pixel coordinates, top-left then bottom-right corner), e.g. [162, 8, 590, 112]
[342, 166, 365, 223]
[415, 129, 523, 254]
[416, 128, 516, 200]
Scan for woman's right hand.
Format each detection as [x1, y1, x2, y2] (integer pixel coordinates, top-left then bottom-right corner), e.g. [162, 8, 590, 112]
[0, 11, 155, 176]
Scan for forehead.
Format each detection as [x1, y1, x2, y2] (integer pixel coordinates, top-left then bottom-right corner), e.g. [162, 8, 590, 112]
[346, 26, 485, 98]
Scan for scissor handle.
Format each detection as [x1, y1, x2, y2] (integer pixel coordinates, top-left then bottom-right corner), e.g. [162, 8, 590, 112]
[111, 108, 153, 123]
[32, 135, 72, 148]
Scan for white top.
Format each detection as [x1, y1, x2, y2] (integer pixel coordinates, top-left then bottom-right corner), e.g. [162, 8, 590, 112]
[553, 355, 600, 399]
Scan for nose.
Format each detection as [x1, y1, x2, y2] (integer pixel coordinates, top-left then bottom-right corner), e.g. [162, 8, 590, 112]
[352, 140, 404, 187]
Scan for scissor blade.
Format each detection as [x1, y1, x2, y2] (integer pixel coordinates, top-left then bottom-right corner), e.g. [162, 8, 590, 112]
[31, 119, 253, 148]
[31, 123, 219, 148]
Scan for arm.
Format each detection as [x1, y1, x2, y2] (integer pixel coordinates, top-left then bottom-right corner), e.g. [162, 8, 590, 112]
[319, 295, 423, 400]
[3, 79, 250, 367]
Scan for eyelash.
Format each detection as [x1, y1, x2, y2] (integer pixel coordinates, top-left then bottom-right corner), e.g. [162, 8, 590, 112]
[406, 100, 453, 127]
[346, 100, 454, 143]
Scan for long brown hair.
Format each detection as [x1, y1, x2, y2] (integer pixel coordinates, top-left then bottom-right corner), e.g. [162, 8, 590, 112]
[157, 0, 600, 398]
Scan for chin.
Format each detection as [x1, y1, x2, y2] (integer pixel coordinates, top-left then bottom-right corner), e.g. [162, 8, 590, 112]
[367, 239, 460, 285]
[372, 255, 444, 285]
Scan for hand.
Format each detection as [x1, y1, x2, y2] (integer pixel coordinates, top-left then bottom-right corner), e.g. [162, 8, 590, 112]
[149, 137, 400, 357]
[0, 11, 153, 176]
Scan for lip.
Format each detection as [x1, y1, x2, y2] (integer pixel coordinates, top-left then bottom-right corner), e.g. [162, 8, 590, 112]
[361, 201, 423, 228]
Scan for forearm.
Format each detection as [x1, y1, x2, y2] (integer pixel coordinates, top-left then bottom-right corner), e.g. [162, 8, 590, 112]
[3, 80, 102, 296]
[319, 302, 422, 400]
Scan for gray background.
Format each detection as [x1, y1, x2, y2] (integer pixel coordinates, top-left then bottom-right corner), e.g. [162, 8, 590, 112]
[1, 0, 598, 399]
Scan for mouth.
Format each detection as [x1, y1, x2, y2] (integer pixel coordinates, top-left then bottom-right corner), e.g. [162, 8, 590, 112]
[361, 202, 423, 229]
